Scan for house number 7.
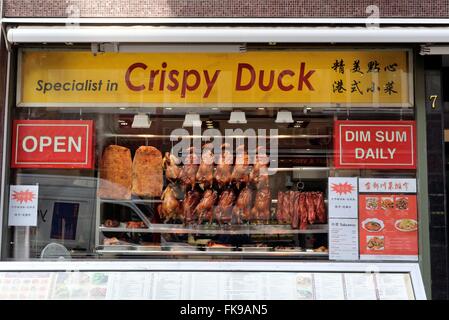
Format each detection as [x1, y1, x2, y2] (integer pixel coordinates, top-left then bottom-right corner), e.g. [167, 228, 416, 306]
[430, 95, 438, 109]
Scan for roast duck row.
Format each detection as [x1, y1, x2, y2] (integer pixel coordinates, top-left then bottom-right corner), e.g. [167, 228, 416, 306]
[163, 143, 269, 190]
[277, 191, 326, 229]
[158, 185, 271, 225]
[159, 143, 271, 224]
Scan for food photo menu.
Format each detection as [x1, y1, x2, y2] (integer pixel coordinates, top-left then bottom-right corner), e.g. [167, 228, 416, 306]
[359, 194, 418, 260]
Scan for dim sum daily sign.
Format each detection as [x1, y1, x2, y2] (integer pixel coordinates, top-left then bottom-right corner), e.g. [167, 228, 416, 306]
[11, 120, 94, 169]
[334, 120, 416, 169]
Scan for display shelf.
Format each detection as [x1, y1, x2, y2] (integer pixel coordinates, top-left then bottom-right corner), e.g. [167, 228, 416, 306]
[95, 248, 329, 258]
[100, 198, 162, 204]
[99, 223, 328, 235]
[102, 133, 332, 139]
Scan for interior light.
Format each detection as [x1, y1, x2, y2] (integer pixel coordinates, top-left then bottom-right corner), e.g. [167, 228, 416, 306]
[131, 113, 151, 128]
[183, 113, 202, 127]
[275, 110, 294, 123]
[228, 110, 247, 124]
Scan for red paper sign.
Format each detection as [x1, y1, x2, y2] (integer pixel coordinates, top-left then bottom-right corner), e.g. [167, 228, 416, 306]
[334, 120, 416, 169]
[11, 120, 94, 169]
[359, 194, 418, 260]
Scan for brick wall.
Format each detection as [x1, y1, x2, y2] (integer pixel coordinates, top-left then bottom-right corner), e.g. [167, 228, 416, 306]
[4, 0, 449, 18]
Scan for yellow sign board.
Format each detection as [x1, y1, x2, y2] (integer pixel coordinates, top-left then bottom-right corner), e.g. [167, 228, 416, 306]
[18, 49, 411, 107]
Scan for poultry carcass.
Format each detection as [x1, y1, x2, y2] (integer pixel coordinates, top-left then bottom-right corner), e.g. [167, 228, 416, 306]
[232, 186, 254, 224]
[231, 144, 250, 188]
[214, 189, 236, 224]
[196, 143, 214, 189]
[163, 152, 181, 182]
[179, 147, 199, 190]
[249, 146, 270, 189]
[250, 187, 271, 223]
[182, 189, 201, 225]
[194, 189, 218, 224]
[215, 143, 233, 188]
[158, 185, 182, 223]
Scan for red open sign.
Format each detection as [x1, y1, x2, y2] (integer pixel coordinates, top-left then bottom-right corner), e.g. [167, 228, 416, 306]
[334, 120, 416, 169]
[11, 120, 94, 169]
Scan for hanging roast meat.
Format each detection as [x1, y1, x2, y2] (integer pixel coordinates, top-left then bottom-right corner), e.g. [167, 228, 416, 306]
[182, 189, 201, 225]
[291, 192, 300, 229]
[250, 187, 271, 223]
[158, 185, 182, 223]
[249, 146, 270, 189]
[232, 186, 254, 224]
[179, 147, 199, 190]
[214, 188, 236, 224]
[231, 144, 250, 188]
[163, 152, 181, 182]
[314, 192, 327, 223]
[194, 189, 218, 224]
[215, 143, 233, 188]
[276, 191, 285, 223]
[306, 192, 317, 224]
[299, 193, 308, 230]
[196, 143, 214, 189]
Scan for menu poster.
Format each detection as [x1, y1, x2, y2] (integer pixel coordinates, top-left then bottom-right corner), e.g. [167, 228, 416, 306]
[314, 273, 345, 300]
[329, 218, 359, 261]
[0, 272, 54, 300]
[328, 177, 358, 219]
[359, 194, 418, 260]
[376, 273, 415, 300]
[344, 273, 378, 300]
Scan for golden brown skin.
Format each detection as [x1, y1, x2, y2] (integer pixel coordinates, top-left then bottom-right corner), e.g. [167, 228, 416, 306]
[194, 189, 218, 224]
[249, 146, 270, 189]
[196, 143, 214, 188]
[132, 146, 163, 198]
[232, 187, 254, 224]
[214, 189, 236, 224]
[158, 185, 182, 223]
[163, 152, 181, 182]
[179, 147, 199, 190]
[182, 190, 201, 225]
[231, 145, 250, 188]
[98, 145, 132, 200]
[250, 187, 271, 223]
[215, 143, 233, 188]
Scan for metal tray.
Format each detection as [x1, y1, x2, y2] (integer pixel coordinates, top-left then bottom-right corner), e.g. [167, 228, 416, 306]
[135, 245, 162, 251]
[205, 246, 236, 252]
[97, 245, 135, 251]
[274, 247, 304, 252]
[240, 246, 273, 252]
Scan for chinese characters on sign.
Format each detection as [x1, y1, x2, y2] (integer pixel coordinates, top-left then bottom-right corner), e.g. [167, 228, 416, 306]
[359, 178, 417, 193]
[331, 59, 400, 96]
[8, 185, 39, 227]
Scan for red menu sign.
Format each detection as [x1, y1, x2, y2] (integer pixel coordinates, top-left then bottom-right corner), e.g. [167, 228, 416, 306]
[334, 120, 416, 169]
[11, 120, 94, 169]
[359, 194, 418, 260]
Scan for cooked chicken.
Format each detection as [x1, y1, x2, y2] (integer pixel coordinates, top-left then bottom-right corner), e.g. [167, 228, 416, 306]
[232, 186, 254, 224]
[231, 144, 250, 188]
[249, 146, 270, 189]
[214, 189, 236, 224]
[163, 152, 181, 182]
[158, 185, 182, 223]
[250, 187, 271, 223]
[196, 143, 214, 189]
[182, 190, 201, 225]
[215, 143, 233, 188]
[194, 189, 218, 224]
[179, 147, 199, 190]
